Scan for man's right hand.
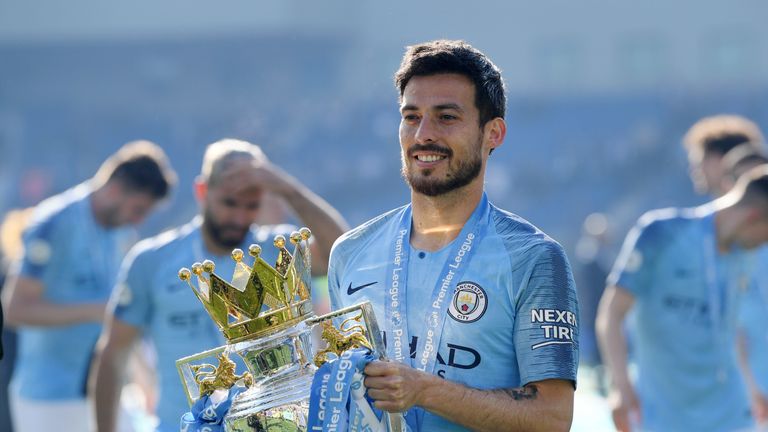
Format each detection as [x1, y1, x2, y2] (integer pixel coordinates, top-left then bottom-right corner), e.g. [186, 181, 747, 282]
[609, 386, 641, 432]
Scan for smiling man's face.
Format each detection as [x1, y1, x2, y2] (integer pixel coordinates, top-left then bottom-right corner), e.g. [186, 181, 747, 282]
[399, 73, 488, 197]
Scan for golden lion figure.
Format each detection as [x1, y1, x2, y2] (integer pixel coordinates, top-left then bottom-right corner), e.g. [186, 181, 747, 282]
[313, 313, 373, 367]
[192, 352, 253, 397]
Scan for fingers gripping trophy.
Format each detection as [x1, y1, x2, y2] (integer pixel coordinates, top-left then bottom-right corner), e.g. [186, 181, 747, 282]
[176, 228, 404, 432]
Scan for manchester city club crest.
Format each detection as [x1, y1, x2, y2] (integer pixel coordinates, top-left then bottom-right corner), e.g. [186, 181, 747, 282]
[448, 282, 487, 323]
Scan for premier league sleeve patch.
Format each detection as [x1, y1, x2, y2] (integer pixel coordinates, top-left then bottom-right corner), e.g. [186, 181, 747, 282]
[448, 281, 487, 323]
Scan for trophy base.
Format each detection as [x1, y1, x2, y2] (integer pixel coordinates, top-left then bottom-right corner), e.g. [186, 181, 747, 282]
[225, 401, 309, 432]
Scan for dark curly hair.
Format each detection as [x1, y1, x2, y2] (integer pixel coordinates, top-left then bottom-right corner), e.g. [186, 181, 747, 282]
[394, 39, 506, 126]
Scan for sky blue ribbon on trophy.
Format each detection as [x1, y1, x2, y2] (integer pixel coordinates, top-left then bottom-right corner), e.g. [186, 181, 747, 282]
[308, 348, 384, 431]
[384, 193, 490, 427]
[180, 385, 246, 432]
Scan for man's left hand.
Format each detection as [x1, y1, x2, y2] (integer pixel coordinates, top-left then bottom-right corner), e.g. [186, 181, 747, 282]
[363, 360, 436, 412]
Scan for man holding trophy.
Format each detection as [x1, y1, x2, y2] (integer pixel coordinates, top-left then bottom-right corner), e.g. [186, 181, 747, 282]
[328, 40, 579, 431]
[90, 139, 349, 432]
[95, 40, 579, 432]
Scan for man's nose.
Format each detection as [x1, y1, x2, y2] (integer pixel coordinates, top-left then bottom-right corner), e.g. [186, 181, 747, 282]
[414, 115, 438, 143]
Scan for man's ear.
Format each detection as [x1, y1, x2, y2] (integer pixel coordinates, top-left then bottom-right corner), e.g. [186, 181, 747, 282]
[193, 176, 208, 204]
[484, 117, 506, 154]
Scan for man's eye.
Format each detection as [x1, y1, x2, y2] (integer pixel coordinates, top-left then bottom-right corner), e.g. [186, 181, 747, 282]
[403, 114, 420, 122]
[441, 114, 457, 121]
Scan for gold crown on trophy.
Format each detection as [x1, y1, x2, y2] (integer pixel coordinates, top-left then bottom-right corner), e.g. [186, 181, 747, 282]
[178, 228, 314, 344]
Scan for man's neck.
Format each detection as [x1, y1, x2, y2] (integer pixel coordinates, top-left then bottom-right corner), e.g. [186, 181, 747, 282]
[410, 183, 484, 252]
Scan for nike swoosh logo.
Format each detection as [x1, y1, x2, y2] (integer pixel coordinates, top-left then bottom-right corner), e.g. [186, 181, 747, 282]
[347, 281, 377, 295]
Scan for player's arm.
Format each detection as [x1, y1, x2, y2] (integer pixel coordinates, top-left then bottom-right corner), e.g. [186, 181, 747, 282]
[596, 211, 665, 431]
[596, 284, 639, 432]
[240, 160, 349, 276]
[2, 274, 105, 326]
[89, 316, 141, 432]
[365, 363, 573, 432]
[2, 213, 105, 326]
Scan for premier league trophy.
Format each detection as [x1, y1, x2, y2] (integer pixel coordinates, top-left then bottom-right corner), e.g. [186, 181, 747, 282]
[175, 228, 403, 431]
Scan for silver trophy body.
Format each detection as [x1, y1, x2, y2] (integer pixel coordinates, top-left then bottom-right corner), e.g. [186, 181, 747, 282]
[225, 322, 315, 431]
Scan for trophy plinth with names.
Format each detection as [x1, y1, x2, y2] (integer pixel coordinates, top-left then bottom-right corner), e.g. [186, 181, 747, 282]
[176, 228, 401, 432]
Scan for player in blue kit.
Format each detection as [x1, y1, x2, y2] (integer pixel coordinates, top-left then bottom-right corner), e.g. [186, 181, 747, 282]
[686, 116, 768, 427]
[721, 144, 768, 425]
[738, 244, 768, 425]
[599, 115, 768, 432]
[90, 139, 349, 432]
[597, 163, 768, 432]
[328, 40, 579, 431]
[1, 141, 176, 432]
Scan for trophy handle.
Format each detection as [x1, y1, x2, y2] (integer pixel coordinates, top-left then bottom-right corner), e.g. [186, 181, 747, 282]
[176, 345, 230, 406]
[305, 301, 405, 432]
[305, 301, 385, 358]
[176, 347, 253, 406]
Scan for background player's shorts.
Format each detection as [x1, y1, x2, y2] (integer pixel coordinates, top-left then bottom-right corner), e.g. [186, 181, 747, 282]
[10, 394, 91, 432]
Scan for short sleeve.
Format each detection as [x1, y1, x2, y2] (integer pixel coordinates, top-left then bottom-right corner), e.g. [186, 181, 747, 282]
[17, 217, 57, 280]
[111, 245, 152, 329]
[606, 214, 665, 298]
[514, 242, 579, 387]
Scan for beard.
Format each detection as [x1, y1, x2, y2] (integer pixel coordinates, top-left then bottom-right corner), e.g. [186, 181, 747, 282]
[202, 208, 250, 250]
[401, 141, 483, 197]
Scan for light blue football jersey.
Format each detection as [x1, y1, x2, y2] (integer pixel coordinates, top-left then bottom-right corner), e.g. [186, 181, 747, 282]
[328, 198, 579, 431]
[608, 207, 754, 432]
[13, 182, 131, 400]
[111, 217, 295, 432]
[737, 246, 768, 396]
